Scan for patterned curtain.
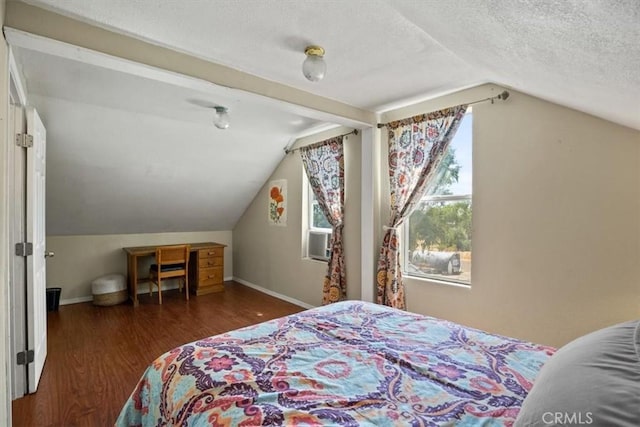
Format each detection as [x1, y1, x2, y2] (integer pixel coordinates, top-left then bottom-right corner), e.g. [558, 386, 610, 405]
[300, 136, 346, 305]
[377, 106, 468, 309]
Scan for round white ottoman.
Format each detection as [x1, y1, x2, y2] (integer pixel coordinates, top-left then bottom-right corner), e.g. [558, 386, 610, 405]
[91, 273, 127, 306]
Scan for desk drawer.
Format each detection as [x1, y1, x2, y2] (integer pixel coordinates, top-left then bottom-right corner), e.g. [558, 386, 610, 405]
[199, 257, 223, 268]
[199, 267, 223, 286]
[199, 247, 223, 258]
[192, 245, 224, 295]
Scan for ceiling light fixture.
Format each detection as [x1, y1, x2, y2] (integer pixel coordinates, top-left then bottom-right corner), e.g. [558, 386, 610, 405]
[302, 45, 326, 82]
[213, 106, 230, 129]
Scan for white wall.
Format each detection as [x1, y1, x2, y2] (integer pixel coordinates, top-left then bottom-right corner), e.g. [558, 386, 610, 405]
[46, 230, 233, 302]
[233, 126, 361, 307]
[380, 84, 640, 347]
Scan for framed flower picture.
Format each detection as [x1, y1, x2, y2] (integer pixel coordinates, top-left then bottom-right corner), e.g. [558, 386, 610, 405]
[268, 179, 287, 226]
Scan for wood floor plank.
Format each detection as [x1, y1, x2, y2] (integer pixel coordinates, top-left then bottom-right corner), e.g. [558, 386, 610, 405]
[11, 281, 305, 426]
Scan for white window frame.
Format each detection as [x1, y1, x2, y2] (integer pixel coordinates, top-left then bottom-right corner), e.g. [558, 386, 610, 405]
[307, 183, 332, 234]
[303, 175, 332, 261]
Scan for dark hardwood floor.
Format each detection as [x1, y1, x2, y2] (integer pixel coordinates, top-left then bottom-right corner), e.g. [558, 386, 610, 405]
[11, 281, 305, 427]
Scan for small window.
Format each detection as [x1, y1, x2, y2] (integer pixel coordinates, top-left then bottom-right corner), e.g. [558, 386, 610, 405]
[306, 183, 332, 260]
[404, 112, 472, 285]
[310, 191, 331, 230]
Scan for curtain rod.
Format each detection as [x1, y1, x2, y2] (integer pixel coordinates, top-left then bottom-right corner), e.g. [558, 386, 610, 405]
[376, 90, 510, 129]
[284, 129, 359, 155]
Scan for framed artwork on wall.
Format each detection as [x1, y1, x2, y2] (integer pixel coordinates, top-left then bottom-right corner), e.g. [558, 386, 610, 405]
[268, 179, 287, 226]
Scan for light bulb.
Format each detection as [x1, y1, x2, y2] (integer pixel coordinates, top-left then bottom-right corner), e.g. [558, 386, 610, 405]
[213, 106, 229, 130]
[303, 46, 326, 82]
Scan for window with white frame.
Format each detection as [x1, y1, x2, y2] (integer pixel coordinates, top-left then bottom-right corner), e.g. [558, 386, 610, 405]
[309, 187, 331, 231]
[306, 181, 332, 260]
[403, 112, 472, 285]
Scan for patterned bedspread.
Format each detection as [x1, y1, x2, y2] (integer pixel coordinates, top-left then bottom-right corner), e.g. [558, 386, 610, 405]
[116, 301, 554, 426]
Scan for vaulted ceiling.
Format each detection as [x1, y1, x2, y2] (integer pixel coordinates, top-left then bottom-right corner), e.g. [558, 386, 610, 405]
[6, 0, 639, 234]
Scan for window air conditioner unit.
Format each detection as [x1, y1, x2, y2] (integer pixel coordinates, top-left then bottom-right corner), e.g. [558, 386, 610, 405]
[308, 231, 332, 261]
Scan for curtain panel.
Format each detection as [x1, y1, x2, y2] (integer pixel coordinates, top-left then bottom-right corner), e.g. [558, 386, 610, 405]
[300, 136, 346, 304]
[377, 106, 468, 309]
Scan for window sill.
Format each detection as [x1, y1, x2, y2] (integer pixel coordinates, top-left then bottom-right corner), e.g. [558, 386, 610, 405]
[403, 274, 471, 290]
[303, 257, 328, 264]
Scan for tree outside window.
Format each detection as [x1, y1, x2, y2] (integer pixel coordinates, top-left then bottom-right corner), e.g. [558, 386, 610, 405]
[311, 194, 331, 230]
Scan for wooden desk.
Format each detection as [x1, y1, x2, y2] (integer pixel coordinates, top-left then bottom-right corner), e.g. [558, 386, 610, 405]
[123, 242, 226, 306]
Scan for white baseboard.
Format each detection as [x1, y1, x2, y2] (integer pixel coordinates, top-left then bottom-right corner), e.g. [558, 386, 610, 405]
[232, 277, 315, 310]
[60, 278, 304, 307]
[60, 296, 93, 306]
[59, 281, 182, 306]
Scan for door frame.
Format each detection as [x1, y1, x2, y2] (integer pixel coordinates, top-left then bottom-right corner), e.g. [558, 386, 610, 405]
[8, 103, 26, 398]
[6, 46, 29, 406]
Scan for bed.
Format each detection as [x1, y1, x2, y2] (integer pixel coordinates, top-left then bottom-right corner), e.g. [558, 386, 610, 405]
[116, 301, 554, 426]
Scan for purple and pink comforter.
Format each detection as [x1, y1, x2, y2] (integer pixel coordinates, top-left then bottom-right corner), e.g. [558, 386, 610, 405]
[117, 301, 554, 426]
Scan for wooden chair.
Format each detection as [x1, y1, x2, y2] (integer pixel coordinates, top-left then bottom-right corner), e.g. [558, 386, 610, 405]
[149, 244, 190, 304]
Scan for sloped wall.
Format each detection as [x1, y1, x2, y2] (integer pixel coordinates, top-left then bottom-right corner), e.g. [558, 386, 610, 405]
[233, 127, 361, 307]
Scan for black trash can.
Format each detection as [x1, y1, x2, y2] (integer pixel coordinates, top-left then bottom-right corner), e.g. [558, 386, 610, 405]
[46, 287, 61, 312]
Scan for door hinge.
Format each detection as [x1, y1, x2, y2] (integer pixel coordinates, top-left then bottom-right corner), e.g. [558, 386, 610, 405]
[15, 133, 33, 148]
[16, 350, 34, 366]
[15, 242, 33, 257]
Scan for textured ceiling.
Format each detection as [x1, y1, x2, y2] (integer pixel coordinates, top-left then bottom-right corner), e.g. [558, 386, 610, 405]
[8, 0, 640, 235]
[21, 0, 640, 129]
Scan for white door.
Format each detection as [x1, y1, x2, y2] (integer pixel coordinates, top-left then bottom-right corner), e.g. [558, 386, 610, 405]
[26, 107, 47, 393]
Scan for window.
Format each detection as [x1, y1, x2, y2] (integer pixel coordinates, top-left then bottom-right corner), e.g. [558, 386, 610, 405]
[309, 189, 331, 230]
[306, 182, 332, 260]
[404, 112, 472, 285]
